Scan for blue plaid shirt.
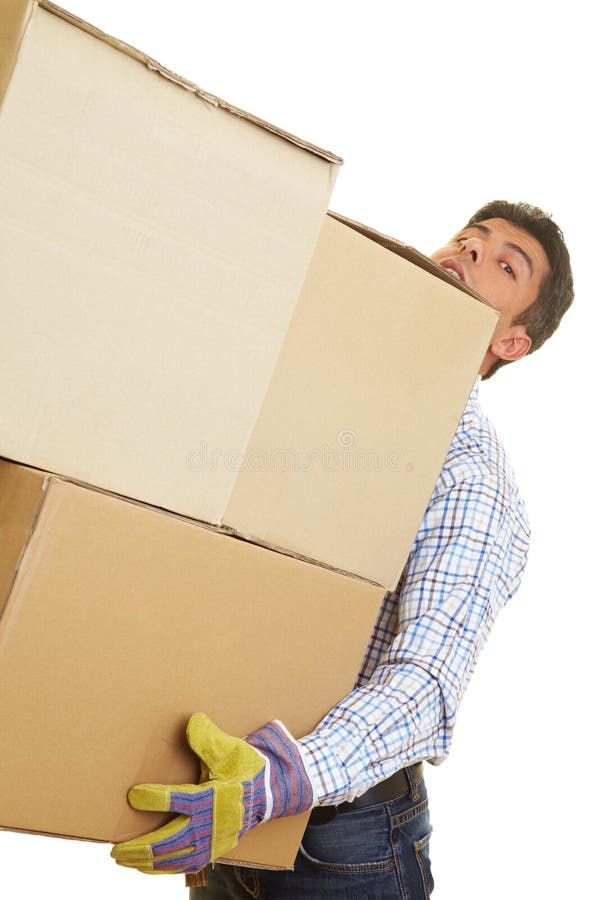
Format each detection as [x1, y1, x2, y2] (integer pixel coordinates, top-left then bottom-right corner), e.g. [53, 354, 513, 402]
[298, 377, 531, 804]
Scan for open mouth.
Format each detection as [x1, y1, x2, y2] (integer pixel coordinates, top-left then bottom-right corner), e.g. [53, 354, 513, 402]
[440, 262, 465, 283]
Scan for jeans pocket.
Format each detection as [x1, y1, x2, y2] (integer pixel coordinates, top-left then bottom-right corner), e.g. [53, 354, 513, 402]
[298, 839, 396, 874]
[389, 793, 434, 899]
[233, 866, 261, 898]
[413, 828, 434, 899]
[298, 805, 396, 874]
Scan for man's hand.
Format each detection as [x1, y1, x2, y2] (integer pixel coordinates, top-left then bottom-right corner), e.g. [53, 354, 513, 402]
[110, 712, 314, 874]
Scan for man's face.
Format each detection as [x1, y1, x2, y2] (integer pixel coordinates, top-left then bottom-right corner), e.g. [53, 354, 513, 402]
[430, 217, 550, 354]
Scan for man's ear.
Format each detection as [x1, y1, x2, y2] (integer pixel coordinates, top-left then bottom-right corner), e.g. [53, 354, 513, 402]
[489, 325, 532, 364]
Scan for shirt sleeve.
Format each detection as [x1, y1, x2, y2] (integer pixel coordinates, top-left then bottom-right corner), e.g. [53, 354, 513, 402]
[297, 471, 530, 805]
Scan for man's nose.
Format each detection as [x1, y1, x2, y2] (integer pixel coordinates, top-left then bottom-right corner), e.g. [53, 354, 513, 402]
[459, 236, 484, 264]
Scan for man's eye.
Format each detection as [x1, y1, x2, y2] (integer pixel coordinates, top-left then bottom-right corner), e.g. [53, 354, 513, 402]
[501, 261, 515, 278]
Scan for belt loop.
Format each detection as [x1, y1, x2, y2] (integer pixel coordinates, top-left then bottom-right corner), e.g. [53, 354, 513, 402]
[406, 763, 420, 801]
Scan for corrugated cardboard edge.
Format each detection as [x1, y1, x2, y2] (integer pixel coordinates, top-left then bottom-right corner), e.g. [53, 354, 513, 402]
[219, 856, 295, 872]
[0, 0, 35, 108]
[31, 0, 343, 165]
[0, 824, 105, 844]
[327, 210, 501, 313]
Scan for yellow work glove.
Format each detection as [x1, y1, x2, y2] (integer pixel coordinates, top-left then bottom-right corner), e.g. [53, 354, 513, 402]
[111, 712, 314, 874]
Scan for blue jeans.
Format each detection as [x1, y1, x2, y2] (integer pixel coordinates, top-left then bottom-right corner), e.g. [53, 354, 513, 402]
[193, 770, 434, 899]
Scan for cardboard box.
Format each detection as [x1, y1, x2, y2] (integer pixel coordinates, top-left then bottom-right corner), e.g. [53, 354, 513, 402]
[224, 212, 499, 588]
[0, 458, 383, 867]
[0, 0, 340, 526]
[0, 3, 498, 590]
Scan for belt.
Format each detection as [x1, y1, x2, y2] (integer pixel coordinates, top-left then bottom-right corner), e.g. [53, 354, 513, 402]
[307, 762, 423, 826]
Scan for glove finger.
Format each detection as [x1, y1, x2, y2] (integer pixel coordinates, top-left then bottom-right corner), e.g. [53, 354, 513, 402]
[127, 782, 204, 814]
[187, 713, 264, 781]
[153, 845, 208, 873]
[111, 861, 174, 875]
[111, 813, 189, 866]
[117, 841, 210, 875]
[161, 783, 215, 820]
[145, 792, 212, 859]
[113, 841, 196, 872]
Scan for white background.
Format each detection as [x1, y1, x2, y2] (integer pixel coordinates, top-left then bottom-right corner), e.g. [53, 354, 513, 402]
[1, 1, 597, 897]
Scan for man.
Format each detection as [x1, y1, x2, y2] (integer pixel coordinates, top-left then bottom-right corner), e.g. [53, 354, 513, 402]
[111, 201, 574, 898]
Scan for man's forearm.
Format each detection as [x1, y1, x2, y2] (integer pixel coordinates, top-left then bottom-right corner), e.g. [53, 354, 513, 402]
[297, 662, 446, 805]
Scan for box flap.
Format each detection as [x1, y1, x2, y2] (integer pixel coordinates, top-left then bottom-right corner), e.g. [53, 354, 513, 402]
[0, 0, 34, 109]
[0, 457, 47, 617]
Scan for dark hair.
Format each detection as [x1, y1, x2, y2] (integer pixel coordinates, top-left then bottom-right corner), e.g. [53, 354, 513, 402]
[466, 200, 574, 379]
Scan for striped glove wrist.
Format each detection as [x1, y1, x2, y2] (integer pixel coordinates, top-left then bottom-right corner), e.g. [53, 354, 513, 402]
[244, 719, 314, 826]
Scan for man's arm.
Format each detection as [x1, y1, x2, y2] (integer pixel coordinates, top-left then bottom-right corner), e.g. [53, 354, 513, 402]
[297, 467, 531, 805]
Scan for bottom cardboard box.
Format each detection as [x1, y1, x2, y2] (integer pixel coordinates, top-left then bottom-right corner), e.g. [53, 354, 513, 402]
[0, 459, 383, 868]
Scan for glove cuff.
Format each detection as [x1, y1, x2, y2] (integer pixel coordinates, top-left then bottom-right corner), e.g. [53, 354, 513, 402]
[246, 720, 314, 822]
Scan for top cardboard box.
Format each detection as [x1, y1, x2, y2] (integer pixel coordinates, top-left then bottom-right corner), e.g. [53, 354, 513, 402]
[0, 1, 498, 590]
[0, 0, 339, 522]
